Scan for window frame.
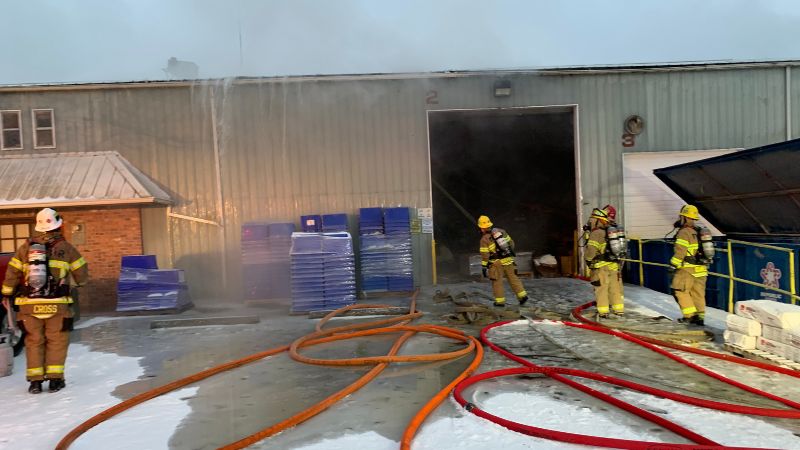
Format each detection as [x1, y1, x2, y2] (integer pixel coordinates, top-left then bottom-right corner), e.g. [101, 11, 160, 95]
[0, 109, 23, 150]
[32, 108, 56, 149]
[0, 220, 33, 254]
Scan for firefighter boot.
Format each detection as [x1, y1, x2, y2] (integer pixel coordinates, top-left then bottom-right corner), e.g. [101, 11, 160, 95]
[678, 315, 701, 326]
[28, 381, 43, 394]
[518, 295, 529, 306]
[49, 378, 66, 392]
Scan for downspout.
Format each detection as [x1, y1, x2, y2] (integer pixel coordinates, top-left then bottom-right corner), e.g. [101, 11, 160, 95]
[787, 66, 793, 141]
[210, 87, 228, 293]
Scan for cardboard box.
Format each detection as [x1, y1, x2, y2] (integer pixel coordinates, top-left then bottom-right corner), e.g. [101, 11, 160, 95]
[724, 330, 757, 350]
[735, 300, 800, 330]
[726, 313, 762, 336]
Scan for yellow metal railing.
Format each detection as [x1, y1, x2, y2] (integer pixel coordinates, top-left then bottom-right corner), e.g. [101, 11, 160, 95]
[624, 238, 798, 312]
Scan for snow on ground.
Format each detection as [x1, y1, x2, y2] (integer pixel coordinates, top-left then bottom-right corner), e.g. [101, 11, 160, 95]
[0, 343, 196, 450]
[622, 283, 728, 331]
[295, 388, 800, 450]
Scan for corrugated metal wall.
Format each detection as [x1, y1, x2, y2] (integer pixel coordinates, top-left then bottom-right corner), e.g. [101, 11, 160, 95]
[1, 64, 796, 300]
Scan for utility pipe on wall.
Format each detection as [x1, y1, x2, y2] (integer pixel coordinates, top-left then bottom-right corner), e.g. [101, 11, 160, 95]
[787, 66, 793, 141]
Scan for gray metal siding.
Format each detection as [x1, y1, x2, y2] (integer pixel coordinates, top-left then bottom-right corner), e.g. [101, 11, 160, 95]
[1, 65, 796, 300]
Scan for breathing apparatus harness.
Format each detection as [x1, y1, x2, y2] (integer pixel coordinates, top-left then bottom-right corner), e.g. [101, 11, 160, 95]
[667, 219, 715, 266]
[21, 237, 68, 299]
[488, 227, 515, 260]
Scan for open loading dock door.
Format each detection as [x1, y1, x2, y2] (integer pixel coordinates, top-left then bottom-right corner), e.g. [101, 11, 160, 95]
[653, 138, 800, 237]
[428, 106, 578, 278]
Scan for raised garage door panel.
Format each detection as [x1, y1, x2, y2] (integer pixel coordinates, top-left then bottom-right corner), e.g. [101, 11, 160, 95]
[623, 150, 736, 239]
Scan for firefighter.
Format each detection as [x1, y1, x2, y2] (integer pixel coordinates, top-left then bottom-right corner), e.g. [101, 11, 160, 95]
[670, 204, 709, 326]
[1, 208, 88, 394]
[584, 207, 624, 319]
[478, 215, 529, 307]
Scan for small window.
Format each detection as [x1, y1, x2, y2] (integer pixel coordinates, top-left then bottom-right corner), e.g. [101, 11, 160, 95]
[32, 109, 56, 149]
[1, 110, 23, 150]
[0, 221, 32, 253]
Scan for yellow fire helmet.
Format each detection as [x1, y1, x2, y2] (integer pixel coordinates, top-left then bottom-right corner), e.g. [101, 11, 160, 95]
[477, 215, 493, 228]
[679, 204, 700, 220]
[590, 207, 609, 222]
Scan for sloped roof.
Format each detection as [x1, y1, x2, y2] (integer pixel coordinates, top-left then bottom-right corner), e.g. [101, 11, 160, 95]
[0, 151, 171, 210]
[653, 138, 800, 236]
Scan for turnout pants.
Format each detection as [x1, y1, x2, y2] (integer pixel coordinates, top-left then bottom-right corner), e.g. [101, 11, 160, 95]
[489, 262, 528, 305]
[590, 266, 624, 315]
[17, 304, 73, 381]
[671, 269, 707, 319]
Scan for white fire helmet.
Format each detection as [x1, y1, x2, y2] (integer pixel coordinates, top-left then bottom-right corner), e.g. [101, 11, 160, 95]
[35, 208, 63, 232]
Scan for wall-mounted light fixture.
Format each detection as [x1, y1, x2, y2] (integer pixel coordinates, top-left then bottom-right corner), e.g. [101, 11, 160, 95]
[493, 79, 511, 97]
[624, 115, 645, 135]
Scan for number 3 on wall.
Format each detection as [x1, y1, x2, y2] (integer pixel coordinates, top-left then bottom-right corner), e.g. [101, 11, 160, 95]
[622, 133, 635, 147]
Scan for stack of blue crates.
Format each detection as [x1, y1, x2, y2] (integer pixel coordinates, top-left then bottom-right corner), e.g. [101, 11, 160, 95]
[241, 222, 294, 300]
[383, 207, 414, 291]
[290, 232, 356, 313]
[359, 207, 387, 291]
[358, 207, 413, 293]
[322, 213, 348, 232]
[116, 255, 191, 312]
[322, 234, 357, 310]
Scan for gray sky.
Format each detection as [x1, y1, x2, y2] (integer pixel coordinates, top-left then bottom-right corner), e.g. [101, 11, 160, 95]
[4, 0, 800, 85]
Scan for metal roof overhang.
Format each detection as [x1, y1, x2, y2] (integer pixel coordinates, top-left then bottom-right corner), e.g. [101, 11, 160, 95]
[653, 138, 800, 236]
[0, 151, 172, 210]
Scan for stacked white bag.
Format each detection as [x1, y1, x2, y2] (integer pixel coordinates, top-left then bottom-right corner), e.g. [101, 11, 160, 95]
[727, 300, 800, 362]
[724, 310, 762, 350]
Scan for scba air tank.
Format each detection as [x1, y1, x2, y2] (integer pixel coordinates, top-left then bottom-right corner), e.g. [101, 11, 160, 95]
[27, 243, 49, 296]
[607, 226, 627, 259]
[699, 227, 715, 263]
[491, 229, 513, 256]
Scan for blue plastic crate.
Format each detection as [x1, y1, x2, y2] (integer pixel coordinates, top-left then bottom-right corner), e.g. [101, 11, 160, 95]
[241, 223, 270, 241]
[267, 222, 295, 236]
[384, 207, 410, 222]
[121, 255, 158, 270]
[300, 215, 322, 232]
[322, 214, 348, 231]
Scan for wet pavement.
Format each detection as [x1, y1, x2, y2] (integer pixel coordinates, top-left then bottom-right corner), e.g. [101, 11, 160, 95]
[68, 277, 800, 448]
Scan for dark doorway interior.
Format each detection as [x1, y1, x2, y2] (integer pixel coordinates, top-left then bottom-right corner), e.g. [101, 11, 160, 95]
[428, 108, 577, 278]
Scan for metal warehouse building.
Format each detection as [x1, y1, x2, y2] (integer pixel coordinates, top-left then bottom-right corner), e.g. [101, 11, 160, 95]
[0, 61, 797, 311]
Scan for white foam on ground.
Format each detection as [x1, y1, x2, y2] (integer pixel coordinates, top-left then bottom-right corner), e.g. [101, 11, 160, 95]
[0, 344, 195, 449]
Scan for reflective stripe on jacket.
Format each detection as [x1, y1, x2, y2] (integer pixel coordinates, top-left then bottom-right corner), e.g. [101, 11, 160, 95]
[584, 228, 619, 271]
[671, 226, 707, 277]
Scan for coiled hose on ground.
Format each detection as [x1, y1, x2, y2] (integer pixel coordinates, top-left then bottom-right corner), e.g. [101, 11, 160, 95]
[453, 300, 800, 449]
[56, 290, 484, 450]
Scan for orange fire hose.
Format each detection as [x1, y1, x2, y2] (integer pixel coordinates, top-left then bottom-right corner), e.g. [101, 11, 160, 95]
[56, 290, 483, 450]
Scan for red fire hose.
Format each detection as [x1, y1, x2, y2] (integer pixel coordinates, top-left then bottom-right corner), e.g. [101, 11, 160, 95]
[453, 301, 800, 449]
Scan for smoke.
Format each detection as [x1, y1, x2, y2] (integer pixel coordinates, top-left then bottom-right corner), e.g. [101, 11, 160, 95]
[2, 0, 800, 85]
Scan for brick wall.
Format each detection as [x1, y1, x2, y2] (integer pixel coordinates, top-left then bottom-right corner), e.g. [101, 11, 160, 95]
[0, 206, 143, 312]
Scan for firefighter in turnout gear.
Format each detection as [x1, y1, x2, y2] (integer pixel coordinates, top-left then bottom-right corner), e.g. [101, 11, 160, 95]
[584, 207, 624, 319]
[478, 215, 529, 307]
[1, 208, 88, 394]
[670, 205, 711, 326]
